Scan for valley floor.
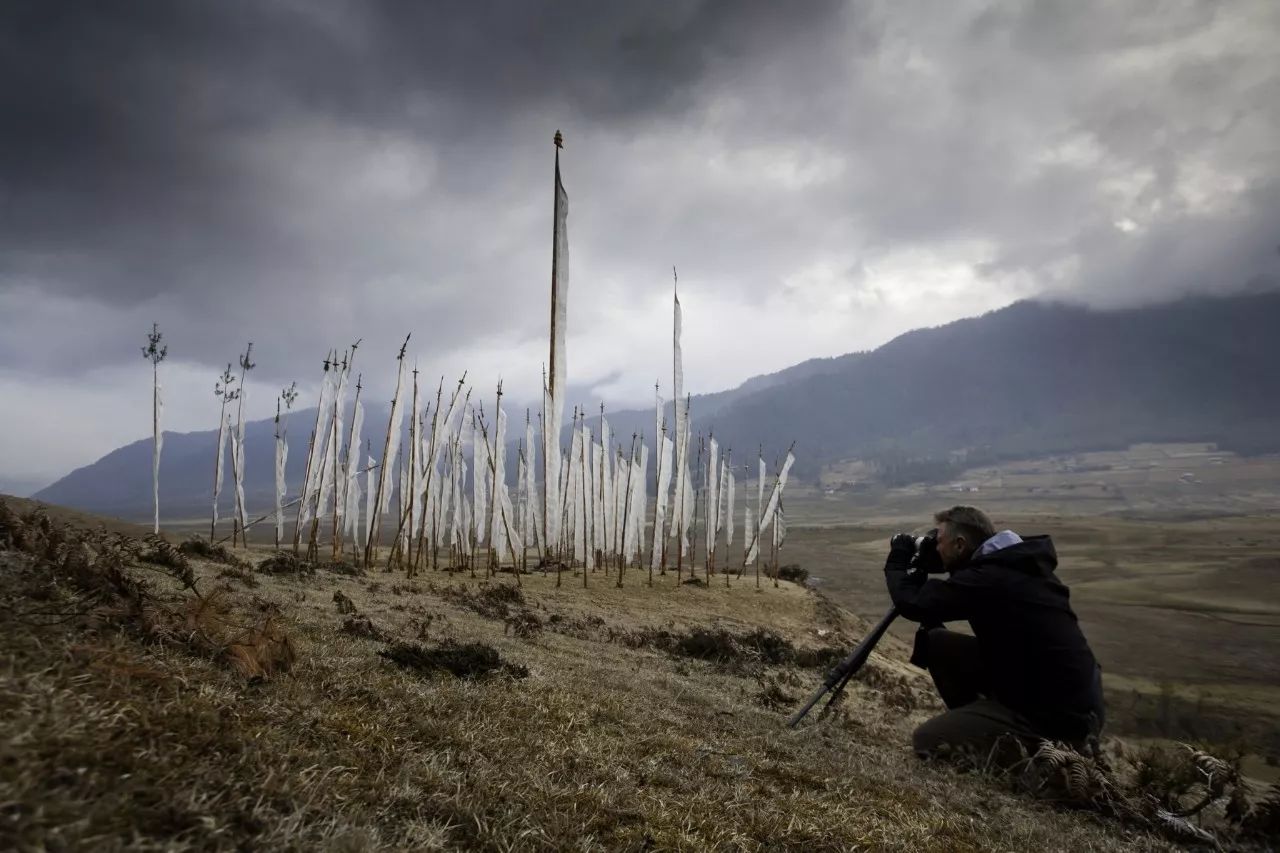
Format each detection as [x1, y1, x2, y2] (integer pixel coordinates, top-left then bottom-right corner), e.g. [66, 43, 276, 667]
[783, 447, 1280, 774]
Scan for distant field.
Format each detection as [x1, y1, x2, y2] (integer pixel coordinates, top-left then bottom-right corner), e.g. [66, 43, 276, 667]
[782, 444, 1280, 769]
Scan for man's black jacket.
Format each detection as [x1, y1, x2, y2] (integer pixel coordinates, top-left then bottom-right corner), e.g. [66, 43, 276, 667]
[885, 535, 1102, 739]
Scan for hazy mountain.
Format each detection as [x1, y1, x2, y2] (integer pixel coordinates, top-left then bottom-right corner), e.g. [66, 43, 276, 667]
[33, 291, 1280, 520]
[698, 291, 1280, 480]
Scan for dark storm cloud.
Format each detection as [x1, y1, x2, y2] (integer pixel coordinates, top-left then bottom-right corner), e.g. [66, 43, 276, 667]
[3, 0, 1278, 488]
[0, 0, 844, 292]
[0, 0, 1276, 388]
[0, 0, 848, 380]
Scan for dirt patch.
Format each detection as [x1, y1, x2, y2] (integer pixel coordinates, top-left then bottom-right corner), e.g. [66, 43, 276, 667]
[256, 552, 315, 576]
[757, 678, 798, 710]
[216, 565, 259, 588]
[378, 640, 528, 680]
[178, 536, 241, 565]
[772, 563, 810, 584]
[503, 609, 543, 639]
[340, 616, 387, 641]
[809, 588, 848, 633]
[320, 559, 362, 576]
[852, 660, 929, 711]
[544, 612, 608, 640]
[440, 582, 525, 619]
[625, 625, 844, 671]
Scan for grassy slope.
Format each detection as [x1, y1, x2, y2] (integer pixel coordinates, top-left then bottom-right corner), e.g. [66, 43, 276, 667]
[0, 505, 1178, 852]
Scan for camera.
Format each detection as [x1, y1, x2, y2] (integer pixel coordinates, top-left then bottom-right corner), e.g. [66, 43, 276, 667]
[911, 528, 944, 574]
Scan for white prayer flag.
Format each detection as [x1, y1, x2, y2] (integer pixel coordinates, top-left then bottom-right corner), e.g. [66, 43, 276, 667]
[746, 452, 796, 565]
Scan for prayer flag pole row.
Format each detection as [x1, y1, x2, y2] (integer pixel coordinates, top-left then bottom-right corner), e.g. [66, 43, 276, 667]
[187, 130, 795, 587]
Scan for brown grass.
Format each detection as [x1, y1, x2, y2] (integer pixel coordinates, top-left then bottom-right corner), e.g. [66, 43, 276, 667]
[4, 497, 1268, 851]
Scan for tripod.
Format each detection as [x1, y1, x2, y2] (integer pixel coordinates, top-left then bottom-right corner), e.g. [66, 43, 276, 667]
[787, 606, 899, 728]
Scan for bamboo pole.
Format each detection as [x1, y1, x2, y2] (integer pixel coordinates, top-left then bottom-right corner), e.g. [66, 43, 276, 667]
[468, 408, 478, 579]
[365, 334, 411, 568]
[742, 442, 795, 584]
[579, 411, 592, 586]
[413, 376, 446, 573]
[516, 439, 527, 574]
[563, 405, 577, 580]
[772, 497, 780, 588]
[211, 363, 237, 543]
[293, 353, 331, 554]
[541, 369, 560, 587]
[327, 352, 348, 558]
[554, 411, 576, 586]
[140, 323, 168, 537]
[651, 416, 667, 586]
[153, 358, 160, 536]
[231, 342, 255, 546]
[335, 372, 362, 558]
[618, 433, 638, 587]
[423, 380, 469, 571]
[214, 459, 380, 549]
[306, 349, 338, 560]
[404, 366, 419, 573]
[706, 433, 715, 578]
[333, 341, 361, 558]
[474, 395, 522, 586]
[308, 348, 344, 559]
[689, 435, 703, 583]
[273, 398, 281, 550]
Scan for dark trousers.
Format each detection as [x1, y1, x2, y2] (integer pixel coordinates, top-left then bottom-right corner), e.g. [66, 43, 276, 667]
[911, 628, 1045, 760]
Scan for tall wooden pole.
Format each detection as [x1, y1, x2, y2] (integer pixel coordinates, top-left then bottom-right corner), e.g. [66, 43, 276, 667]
[545, 130, 565, 569]
[405, 366, 419, 573]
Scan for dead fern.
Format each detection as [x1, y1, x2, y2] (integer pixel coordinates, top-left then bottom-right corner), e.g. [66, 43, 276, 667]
[140, 534, 198, 591]
[1150, 808, 1218, 847]
[1003, 739, 1273, 847]
[2, 499, 295, 682]
[223, 615, 297, 680]
[1013, 740, 1128, 816]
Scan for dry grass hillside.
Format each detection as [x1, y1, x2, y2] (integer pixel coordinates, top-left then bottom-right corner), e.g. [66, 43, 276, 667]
[2, 497, 1276, 851]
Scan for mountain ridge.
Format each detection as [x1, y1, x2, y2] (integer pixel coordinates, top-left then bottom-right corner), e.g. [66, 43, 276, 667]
[34, 290, 1280, 519]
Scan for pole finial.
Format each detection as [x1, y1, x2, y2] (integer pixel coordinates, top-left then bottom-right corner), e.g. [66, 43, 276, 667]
[554, 129, 564, 149]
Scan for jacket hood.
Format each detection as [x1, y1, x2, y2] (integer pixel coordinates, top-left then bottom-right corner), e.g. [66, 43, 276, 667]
[967, 534, 1058, 577]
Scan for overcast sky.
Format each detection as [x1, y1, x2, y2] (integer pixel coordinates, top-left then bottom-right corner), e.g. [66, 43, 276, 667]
[2, 0, 1277, 493]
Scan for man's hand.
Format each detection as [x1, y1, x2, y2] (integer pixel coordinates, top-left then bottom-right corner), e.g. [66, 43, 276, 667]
[885, 533, 917, 573]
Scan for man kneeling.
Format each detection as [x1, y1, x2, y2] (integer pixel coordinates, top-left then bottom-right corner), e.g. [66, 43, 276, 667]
[884, 506, 1104, 760]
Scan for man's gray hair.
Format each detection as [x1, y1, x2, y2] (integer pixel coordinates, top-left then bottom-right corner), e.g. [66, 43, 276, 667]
[934, 505, 996, 549]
